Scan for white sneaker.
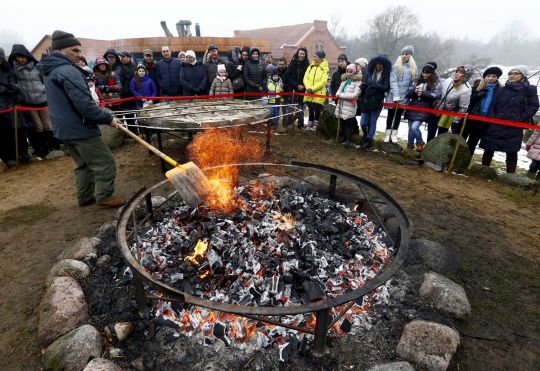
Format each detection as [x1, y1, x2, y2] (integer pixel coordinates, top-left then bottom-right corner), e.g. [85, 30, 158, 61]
[391, 132, 398, 143]
[384, 129, 391, 143]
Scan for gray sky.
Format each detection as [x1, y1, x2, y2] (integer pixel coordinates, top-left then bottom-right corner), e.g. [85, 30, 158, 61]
[1, 0, 539, 51]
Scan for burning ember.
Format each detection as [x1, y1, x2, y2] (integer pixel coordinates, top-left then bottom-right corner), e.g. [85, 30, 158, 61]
[131, 178, 394, 359]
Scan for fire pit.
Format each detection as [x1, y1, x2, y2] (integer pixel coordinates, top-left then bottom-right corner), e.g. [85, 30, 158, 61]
[116, 162, 410, 358]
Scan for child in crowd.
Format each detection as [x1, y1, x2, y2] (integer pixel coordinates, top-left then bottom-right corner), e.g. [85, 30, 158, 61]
[267, 69, 283, 125]
[130, 63, 158, 108]
[209, 65, 233, 98]
[93, 58, 122, 105]
[86, 75, 104, 106]
[335, 64, 362, 147]
[526, 127, 540, 180]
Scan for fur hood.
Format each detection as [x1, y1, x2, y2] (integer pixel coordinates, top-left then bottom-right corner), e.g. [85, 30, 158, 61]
[341, 73, 362, 82]
[367, 54, 392, 75]
[228, 46, 241, 65]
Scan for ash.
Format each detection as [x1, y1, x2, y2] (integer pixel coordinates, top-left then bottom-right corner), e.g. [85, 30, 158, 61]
[128, 180, 395, 356]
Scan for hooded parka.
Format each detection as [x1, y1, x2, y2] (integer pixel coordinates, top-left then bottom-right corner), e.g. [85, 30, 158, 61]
[303, 59, 329, 106]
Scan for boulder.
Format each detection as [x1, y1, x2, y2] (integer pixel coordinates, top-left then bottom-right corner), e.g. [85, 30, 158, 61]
[45, 150, 66, 160]
[384, 217, 400, 240]
[38, 276, 88, 345]
[114, 322, 134, 342]
[379, 142, 403, 154]
[367, 362, 415, 371]
[317, 105, 338, 140]
[410, 239, 461, 274]
[400, 148, 421, 160]
[374, 204, 395, 221]
[42, 324, 102, 371]
[420, 272, 471, 319]
[83, 358, 124, 371]
[396, 320, 460, 371]
[73, 237, 101, 260]
[100, 124, 124, 151]
[46, 259, 91, 287]
[421, 133, 471, 174]
[96, 255, 112, 269]
[464, 164, 498, 180]
[498, 173, 536, 189]
[96, 221, 117, 238]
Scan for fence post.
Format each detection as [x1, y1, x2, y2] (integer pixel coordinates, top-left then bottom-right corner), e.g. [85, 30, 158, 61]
[14, 107, 19, 170]
[446, 113, 469, 176]
[335, 99, 343, 144]
[386, 102, 400, 155]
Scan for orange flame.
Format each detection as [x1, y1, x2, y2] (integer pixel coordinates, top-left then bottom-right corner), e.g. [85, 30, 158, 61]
[187, 127, 265, 212]
[184, 239, 208, 264]
[199, 270, 211, 279]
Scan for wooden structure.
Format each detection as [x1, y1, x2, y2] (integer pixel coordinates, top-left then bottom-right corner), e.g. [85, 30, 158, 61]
[234, 20, 347, 72]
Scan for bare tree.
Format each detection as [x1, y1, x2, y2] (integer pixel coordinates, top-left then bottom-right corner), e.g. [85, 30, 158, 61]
[0, 28, 25, 54]
[363, 5, 420, 57]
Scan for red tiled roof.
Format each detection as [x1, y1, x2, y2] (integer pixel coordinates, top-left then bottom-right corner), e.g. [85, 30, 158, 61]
[233, 23, 314, 58]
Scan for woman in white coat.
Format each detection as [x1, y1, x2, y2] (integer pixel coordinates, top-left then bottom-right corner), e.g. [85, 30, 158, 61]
[336, 64, 362, 147]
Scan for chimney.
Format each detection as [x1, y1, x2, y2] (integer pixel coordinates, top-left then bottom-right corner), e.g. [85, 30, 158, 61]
[195, 23, 201, 37]
[313, 20, 327, 31]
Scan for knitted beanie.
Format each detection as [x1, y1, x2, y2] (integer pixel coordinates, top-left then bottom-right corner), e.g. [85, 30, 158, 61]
[422, 62, 438, 73]
[483, 66, 503, 78]
[217, 64, 226, 72]
[51, 30, 81, 50]
[346, 64, 356, 73]
[355, 58, 368, 68]
[337, 54, 347, 62]
[314, 50, 325, 60]
[509, 65, 529, 77]
[185, 50, 196, 59]
[401, 45, 415, 56]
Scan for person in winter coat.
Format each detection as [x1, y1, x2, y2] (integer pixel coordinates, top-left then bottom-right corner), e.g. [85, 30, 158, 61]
[354, 58, 368, 77]
[86, 75, 105, 105]
[303, 50, 329, 131]
[204, 44, 227, 93]
[286, 47, 309, 129]
[405, 62, 442, 151]
[209, 64, 233, 98]
[9, 44, 58, 158]
[267, 69, 283, 125]
[335, 64, 362, 148]
[103, 48, 131, 100]
[142, 49, 159, 91]
[180, 50, 207, 96]
[463, 66, 503, 157]
[525, 127, 540, 180]
[225, 46, 244, 98]
[330, 54, 348, 100]
[130, 63, 158, 108]
[385, 45, 417, 144]
[359, 54, 392, 149]
[41, 30, 124, 207]
[480, 65, 539, 173]
[93, 58, 122, 105]
[157, 46, 182, 97]
[276, 58, 292, 131]
[243, 47, 266, 99]
[240, 46, 250, 65]
[427, 64, 473, 141]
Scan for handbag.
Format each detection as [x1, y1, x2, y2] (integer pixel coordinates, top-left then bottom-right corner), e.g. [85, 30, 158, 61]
[231, 67, 244, 91]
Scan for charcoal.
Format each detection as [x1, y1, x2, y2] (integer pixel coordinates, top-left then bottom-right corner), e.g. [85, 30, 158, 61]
[266, 276, 279, 295]
[155, 314, 180, 330]
[340, 319, 352, 333]
[278, 342, 292, 362]
[299, 334, 308, 355]
[238, 294, 254, 306]
[283, 274, 294, 284]
[249, 285, 263, 299]
[164, 331, 179, 342]
[302, 280, 326, 302]
[204, 337, 215, 346]
[207, 249, 223, 273]
[141, 258, 158, 272]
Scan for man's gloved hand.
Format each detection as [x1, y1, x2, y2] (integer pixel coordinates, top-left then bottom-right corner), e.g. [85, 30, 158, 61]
[306, 88, 313, 94]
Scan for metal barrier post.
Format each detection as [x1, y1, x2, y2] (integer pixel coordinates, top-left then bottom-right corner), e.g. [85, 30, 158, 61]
[14, 107, 19, 169]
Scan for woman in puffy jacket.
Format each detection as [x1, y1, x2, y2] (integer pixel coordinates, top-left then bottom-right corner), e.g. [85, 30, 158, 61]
[303, 50, 329, 131]
[130, 63, 157, 108]
[243, 47, 266, 99]
[359, 54, 392, 149]
[179, 50, 207, 96]
[335, 64, 362, 147]
[462, 66, 503, 157]
[405, 62, 442, 151]
[427, 64, 473, 141]
[9, 44, 57, 157]
[93, 58, 122, 105]
[480, 65, 539, 173]
[385, 45, 417, 143]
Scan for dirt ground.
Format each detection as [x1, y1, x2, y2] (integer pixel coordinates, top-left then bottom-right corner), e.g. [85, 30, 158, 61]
[0, 129, 539, 371]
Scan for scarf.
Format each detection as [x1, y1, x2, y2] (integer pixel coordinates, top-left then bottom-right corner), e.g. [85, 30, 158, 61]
[217, 76, 226, 82]
[479, 83, 497, 116]
[505, 78, 528, 92]
[341, 78, 352, 92]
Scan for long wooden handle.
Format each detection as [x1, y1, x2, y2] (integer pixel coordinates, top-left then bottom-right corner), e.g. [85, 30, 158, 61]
[117, 125, 184, 170]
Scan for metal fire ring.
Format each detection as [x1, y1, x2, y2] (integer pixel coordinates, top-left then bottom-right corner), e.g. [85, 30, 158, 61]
[116, 162, 411, 354]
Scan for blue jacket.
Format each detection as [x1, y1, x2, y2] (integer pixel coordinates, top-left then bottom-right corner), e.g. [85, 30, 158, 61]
[40, 52, 113, 141]
[179, 61, 207, 96]
[157, 58, 182, 96]
[481, 80, 539, 153]
[130, 76, 158, 108]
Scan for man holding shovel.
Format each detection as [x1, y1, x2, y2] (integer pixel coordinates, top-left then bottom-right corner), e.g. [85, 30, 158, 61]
[41, 30, 125, 207]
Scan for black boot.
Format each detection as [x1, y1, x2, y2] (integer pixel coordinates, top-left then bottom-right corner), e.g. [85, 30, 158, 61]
[361, 130, 368, 145]
[360, 138, 372, 150]
[482, 154, 493, 167]
[506, 161, 517, 174]
[45, 130, 60, 151]
[36, 131, 50, 158]
[344, 127, 352, 148]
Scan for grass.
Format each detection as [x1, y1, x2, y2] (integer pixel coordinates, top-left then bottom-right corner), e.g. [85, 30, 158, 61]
[0, 203, 58, 230]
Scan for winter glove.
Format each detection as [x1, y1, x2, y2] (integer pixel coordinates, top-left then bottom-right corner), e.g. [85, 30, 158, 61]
[306, 88, 313, 94]
[526, 145, 531, 151]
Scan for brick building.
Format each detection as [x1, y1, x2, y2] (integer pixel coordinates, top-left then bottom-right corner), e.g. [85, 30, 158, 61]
[233, 20, 347, 72]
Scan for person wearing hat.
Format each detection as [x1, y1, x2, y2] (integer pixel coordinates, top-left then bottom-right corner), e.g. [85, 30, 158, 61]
[157, 46, 182, 97]
[404, 62, 442, 152]
[40, 30, 125, 207]
[480, 65, 539, 173]
[330, 54, 348, 101]
[178, 51, 186, 63]
[303, 50, 329, 131]
[118, 50, 137, 131]
[85, 75, 105, 106]
[142, 49, 159, 91]
[384, 45, 417, 144]
[428, 64, 473, 142]
[335, 64, 363, 148]
[461, 66, 503, 158]
[209, 64, 233, 98]
[225, 46, 244, 99]
[130, 63, 158, 108]
[243, 47, 266, 99]
[240, 46, 250, 64]
[92, 58, 122, 104]
[204, 44, 226, 93]
[180, 50, 207, 96]
[103, 48, 131, 103]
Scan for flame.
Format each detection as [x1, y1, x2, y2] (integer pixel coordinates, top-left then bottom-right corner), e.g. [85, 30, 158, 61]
[184, 239, 208, 264]
[199, 270, 211, 279]
[187, 127, 265, 212]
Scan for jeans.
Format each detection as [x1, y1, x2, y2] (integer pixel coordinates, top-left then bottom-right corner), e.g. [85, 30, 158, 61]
[360, 107, 383, 139]
[270, 106, 279, 124]
[408, 120, 423, 145]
